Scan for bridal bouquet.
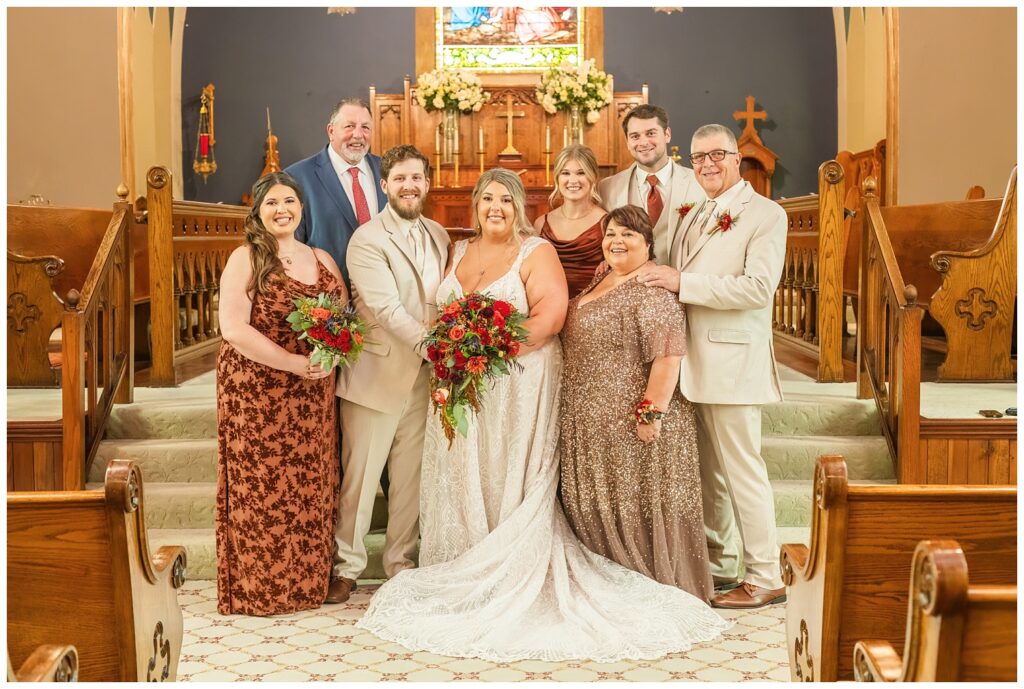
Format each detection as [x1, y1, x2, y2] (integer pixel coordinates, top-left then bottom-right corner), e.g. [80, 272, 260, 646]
[415, 69, 488, 113]
[535, 58, 613, 124]
[423, 292, 528, 446]
[286, 292, 369, 371]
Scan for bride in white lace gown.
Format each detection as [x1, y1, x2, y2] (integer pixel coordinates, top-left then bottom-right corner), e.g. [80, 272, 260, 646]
[356, 169, 729, 662]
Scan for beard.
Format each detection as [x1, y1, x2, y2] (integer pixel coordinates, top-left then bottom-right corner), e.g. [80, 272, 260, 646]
[389, 191, 424, 220]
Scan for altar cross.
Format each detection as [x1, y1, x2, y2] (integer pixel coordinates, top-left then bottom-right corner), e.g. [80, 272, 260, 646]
[496, 94, 526, 156]
[733, 95, 767, 144]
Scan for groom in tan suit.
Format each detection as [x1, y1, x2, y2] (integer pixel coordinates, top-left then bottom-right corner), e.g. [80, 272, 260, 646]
[638, 124, 786, 609]
[325, 145, 450, 603]
[598, 104, 705, 265]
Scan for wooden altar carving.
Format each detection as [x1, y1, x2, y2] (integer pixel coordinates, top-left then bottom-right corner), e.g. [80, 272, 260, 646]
[368, 78, 648, 228]
[733, 95, 779, 198]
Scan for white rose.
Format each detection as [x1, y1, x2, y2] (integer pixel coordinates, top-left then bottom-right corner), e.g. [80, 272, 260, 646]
[433, 96, 445, 109]
[473, 102, 482, 112]
[587, 109, 600, 124]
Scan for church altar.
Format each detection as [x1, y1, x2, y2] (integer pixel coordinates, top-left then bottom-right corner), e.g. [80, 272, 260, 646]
[368, 77, 648, 228]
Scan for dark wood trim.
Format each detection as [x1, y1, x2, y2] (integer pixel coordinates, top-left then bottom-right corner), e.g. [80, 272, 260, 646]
[920, 417, 1018, 439]
[7, 421, 63, 441]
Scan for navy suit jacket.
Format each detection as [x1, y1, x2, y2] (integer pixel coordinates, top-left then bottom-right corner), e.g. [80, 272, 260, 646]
[285, 145, 387, 290]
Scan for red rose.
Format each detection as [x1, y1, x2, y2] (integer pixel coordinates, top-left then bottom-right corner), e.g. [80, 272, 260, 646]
[466, 297, 482, 311]
[718, 212, 733, 231]
[340, 329, 352, 342]
[427, 345, 441, 362]
[677, 203, 695, 219]
[453, 350, 467, 369]
[443, 302, 463, 317]
[448, 325, 466, 341]
[493, 312, 505, 329]
[434, 362, 449, 379]
[479, 331, 492, 346]
[493, 300, 512, 317]
[340, 340, 352, 354]
[507, 341, 521, 357]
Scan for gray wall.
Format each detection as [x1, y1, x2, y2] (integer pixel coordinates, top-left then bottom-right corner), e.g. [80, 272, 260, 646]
[182, 7, 835, 202]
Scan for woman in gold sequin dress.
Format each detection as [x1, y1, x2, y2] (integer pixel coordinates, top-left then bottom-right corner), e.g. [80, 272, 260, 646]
[559, 204, 715, 603]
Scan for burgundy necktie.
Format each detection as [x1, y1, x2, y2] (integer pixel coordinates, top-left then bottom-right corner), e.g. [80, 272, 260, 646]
[348, 167, 372, 226]
[646, 174, 664, 224]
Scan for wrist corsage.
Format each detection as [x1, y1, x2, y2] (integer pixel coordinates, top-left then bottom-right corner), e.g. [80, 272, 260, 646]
[635, 398, 665, 425]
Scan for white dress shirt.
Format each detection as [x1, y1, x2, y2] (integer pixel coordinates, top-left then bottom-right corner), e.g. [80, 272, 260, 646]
[633, 158, 673, 213]
[327, 146, 379, 216]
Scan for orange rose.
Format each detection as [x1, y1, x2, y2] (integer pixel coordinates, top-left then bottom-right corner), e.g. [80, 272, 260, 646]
[448, 325, 466, 341]
[310, 307, 332, 321]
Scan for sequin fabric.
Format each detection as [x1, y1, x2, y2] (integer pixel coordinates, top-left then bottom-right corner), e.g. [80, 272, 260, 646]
[559, 272, 714, 602]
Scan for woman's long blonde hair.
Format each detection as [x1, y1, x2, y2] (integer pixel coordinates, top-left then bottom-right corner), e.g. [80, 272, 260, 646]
[245, 171, 305, 298]
[470, 168, 536, 244]
[547, 143, 603, 208]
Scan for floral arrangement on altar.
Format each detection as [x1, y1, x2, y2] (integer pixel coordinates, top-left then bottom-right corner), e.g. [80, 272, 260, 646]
[287, 292, 369, 370]
[423, 292, 528, 446]
[415, 69, 489, 113]
[536, 58, 612, 124]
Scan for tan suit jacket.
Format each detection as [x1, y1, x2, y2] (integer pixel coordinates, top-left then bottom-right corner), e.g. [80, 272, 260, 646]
[598, 161, 706, 265]
[337, 211, 450, 414]
[671, 180, 785, 405]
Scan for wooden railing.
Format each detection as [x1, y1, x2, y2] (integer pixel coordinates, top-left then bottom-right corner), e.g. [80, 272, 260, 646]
[60, 198, 136, 488]
[145, 166, 247, 386]
[775, 160, 847, 382]
[856, 178, 923, 482]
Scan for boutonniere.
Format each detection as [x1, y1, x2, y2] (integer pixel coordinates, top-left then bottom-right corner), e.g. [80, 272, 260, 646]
[676, 202, 696, 220]
[707, 211, 738, 236]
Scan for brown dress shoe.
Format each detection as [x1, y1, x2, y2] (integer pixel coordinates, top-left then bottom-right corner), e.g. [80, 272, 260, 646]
[711, 582, 786, 609]
[713, 576, 741, 593]
[324, 577, 357, 604]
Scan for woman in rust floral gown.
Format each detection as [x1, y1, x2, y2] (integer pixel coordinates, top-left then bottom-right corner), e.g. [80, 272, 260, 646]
[216, 172, 346, 616]
[532, 144, 606, 298]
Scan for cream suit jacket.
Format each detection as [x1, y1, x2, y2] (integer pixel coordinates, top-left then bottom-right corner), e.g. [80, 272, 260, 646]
[336, 211, 450, 415]
[598, 161, 706, 265]
[670, 181, 785, 405]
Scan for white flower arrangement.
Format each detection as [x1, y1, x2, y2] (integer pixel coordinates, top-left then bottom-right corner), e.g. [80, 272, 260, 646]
[415, 69, 488, 113]
[535, 58, 612, 124]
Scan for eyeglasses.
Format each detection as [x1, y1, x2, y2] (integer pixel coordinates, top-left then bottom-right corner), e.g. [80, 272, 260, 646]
[689, 149, 738, 165]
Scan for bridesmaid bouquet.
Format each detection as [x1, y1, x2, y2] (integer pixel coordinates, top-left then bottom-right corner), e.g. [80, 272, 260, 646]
[286, 292, 369, 371]
[423, 292, 528, 447]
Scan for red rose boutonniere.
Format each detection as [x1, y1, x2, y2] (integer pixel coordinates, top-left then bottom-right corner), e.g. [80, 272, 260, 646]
[707, 211, 737, 236]
[676, 203, 695, 220]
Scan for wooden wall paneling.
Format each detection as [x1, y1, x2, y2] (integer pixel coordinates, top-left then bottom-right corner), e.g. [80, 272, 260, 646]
[12, 442, 34, 490]
[989, 439, 1011, 484]
[966, 440, 990, 484]
[947, 438, 969, 484]
[925, 438, 948, 484]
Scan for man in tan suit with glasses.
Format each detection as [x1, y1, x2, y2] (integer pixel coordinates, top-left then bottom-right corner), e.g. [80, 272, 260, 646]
[638, 123, 787, 609]
[598, 104, 705, 265]
[325, 145, 450, 603]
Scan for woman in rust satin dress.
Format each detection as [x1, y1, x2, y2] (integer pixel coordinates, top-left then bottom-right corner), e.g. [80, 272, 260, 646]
[215, 172, 346, 616]
[532, 143, 606, 298]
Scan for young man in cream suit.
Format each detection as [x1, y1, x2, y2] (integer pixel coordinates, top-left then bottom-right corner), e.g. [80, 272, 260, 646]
[598, 104, 706, 265]
[638, 124, 787, 609]
[325, 145, 450, 603]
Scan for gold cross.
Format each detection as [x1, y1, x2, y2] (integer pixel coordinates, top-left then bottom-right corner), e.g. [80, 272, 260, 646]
[733, 95, 767, 141]
[496, 94, 525, 155]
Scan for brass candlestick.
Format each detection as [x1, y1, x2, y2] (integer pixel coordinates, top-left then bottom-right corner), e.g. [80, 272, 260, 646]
[544, 148, 552, 187]
[453, 142, 460, 188]
[433, 151, 443, 188]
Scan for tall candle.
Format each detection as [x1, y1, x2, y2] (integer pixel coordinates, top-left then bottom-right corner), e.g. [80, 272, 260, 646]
[545, 125, 551, 151]
[435, 127, 441, 153]
[479, 126, 484, 151]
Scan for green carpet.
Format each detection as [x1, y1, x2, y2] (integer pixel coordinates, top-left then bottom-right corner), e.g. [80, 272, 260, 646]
[92, 374, 894, 580]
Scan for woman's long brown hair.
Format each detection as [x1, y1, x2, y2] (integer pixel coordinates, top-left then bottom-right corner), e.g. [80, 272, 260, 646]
[245, 171, 305, 298]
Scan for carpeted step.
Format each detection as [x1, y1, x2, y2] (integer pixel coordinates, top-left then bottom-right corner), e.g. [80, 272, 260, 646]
[90, 439, 218, 483]
[150, 528, 388, 582]
[770, 478, 895, 527]
[106, 400, 218, 439]
[763, 435, 893, 481]
[762, 395, 881, 437]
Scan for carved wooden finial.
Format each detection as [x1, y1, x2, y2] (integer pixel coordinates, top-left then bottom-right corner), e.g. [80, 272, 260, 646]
[862, 176, 878, 198]
[116, 184, 129, 201]
[903, 284, 918, 304]
[65, 289, 81, 309]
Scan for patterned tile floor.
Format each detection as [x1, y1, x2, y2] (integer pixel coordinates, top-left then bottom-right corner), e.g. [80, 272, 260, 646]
[178, 581, 790, 682]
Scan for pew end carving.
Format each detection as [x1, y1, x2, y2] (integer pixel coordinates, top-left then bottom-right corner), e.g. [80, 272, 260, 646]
[853, 540, 1017, 682]
[7, 645, 78, 682]
[7, 459, 186, 681]
[7, 251, 66, 387]
[928, 167, 1016, 382]
[780, 455, 1016, 681]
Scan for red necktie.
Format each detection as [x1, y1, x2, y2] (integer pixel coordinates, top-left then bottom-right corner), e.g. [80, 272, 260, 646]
[646, 174, 664, 224]
[349, 167, 372, 226]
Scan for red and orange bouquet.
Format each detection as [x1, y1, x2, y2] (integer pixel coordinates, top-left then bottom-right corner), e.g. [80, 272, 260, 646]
[287, 292, 369, 371]
[424, 292, 528, 446]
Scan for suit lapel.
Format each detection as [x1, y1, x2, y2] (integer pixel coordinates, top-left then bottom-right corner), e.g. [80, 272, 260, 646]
[610, 164, 636, 208]
[313, 147, 358, 230]
[380, 210, 422, 278]
[664, 162, 687, 257]
[367, 154, 387, 210]
[681, 181, 754, 269]
[673, 198, 710, 268]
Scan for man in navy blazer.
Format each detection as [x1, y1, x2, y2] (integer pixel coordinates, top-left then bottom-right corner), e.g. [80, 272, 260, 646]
[285, 98, 387, 291]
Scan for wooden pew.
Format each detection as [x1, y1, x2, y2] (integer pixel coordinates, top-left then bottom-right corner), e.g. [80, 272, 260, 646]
[7, 460, 186, 681]
[7, 645, 78, 682]
[779, 455, 1016, 681]
[852, 540, 1016, 682]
